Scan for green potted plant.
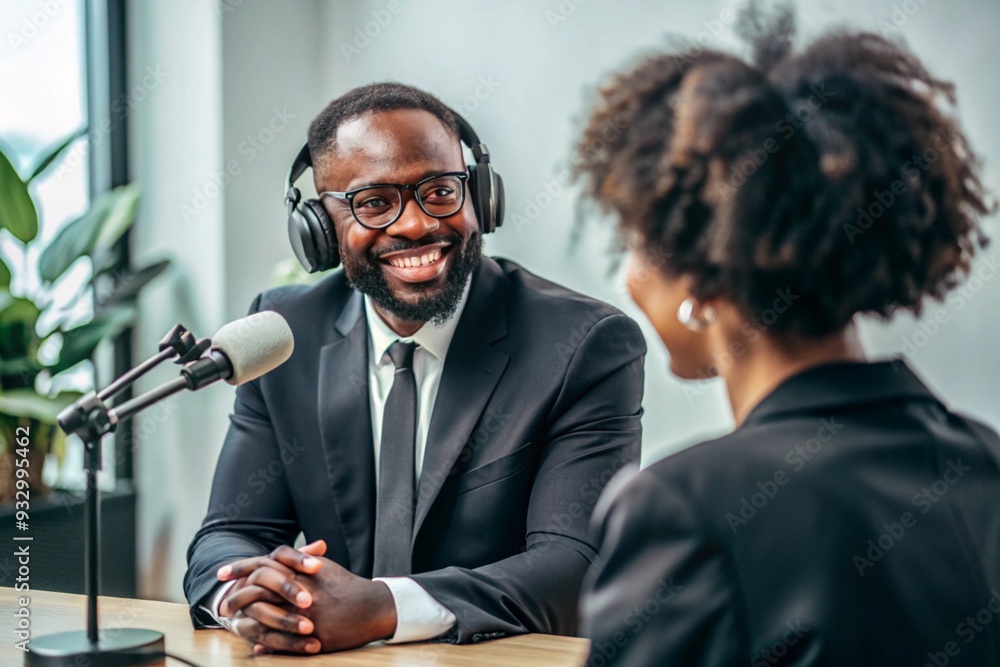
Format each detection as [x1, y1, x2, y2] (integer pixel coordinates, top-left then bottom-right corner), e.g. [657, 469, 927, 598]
[0, 131, 169, 502]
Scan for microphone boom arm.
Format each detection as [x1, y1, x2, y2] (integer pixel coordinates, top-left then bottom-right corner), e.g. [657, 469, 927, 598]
[95, 323, 203, 403]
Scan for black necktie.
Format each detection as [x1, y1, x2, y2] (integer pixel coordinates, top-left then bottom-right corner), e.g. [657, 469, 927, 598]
[373, 341, 417, 577]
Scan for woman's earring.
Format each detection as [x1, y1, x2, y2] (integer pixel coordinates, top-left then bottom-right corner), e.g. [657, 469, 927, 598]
[677, 297, 717, 332]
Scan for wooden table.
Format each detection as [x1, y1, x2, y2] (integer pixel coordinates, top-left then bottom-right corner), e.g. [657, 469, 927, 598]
[0, 588, 589, 666]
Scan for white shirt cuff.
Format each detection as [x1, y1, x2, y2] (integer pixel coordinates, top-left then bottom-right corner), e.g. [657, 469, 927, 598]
[374, 576, 456, 643]
[197, 579, 238, 630]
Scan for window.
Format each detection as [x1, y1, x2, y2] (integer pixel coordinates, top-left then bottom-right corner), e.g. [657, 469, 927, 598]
[1, 0, 133, 489]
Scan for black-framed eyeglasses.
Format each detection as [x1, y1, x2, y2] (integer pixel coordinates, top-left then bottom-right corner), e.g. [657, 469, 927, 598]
[319, 170, 470, 230]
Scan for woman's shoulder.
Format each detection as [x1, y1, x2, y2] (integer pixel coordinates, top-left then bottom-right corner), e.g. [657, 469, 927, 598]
[641, 423, 789, 488]
[600, 420, 826, 537]
[594, 429, 754, 532]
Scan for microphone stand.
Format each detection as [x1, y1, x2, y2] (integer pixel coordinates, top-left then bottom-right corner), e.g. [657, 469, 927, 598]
[27, 325, 210, 667]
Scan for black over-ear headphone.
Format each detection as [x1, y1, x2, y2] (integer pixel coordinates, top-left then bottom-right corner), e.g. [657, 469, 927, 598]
[284, 109, 505, 273]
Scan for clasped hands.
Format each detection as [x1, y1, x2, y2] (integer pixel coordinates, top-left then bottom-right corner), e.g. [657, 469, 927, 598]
[216, 540, 398, 655]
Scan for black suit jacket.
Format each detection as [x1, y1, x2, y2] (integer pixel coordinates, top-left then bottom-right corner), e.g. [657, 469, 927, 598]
[582, 360, 1000, 666]
[184, 256, 646, 642]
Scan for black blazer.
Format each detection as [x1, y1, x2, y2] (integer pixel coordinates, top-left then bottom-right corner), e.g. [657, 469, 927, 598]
[184, 256, 646, 642]
[581, 360, 1000, 666]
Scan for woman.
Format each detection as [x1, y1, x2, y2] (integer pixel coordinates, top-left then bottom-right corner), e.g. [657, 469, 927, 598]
[573, 12, 1000, 667]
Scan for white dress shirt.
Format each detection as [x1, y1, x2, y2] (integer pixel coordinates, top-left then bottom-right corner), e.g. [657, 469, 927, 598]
[204, 281, 469, 643]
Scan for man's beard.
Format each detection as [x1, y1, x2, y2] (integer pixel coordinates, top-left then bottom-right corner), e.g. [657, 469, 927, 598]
[341, 231, 482, 326]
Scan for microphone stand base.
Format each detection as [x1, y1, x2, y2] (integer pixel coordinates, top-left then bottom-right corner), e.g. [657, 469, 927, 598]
[26, 628, 165, 666]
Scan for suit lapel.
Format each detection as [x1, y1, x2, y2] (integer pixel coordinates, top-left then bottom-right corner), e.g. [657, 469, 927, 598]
[317, 291, 377, 576]
[414, 258, 510, 537]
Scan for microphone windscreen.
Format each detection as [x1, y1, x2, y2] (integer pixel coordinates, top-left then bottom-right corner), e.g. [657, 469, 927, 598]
[211, 311, 294, 386]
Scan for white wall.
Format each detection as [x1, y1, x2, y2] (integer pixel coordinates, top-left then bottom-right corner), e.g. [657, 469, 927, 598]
[127, 0, 229, 600]
[128, 0, 1000, 600]
[127, 0, 333, 602]
[220, 0, 326, 323]
[306, 0, 1000, 453]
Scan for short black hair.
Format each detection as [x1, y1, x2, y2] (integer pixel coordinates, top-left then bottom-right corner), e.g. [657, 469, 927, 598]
[573, 5, 993, 337]
[307, 82, 460, 166]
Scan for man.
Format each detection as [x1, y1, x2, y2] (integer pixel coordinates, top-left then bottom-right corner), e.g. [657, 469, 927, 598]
[183, 82, 646, 654]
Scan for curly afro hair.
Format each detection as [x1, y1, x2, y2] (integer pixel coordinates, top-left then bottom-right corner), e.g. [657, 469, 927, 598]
[573, 6, 993, 337]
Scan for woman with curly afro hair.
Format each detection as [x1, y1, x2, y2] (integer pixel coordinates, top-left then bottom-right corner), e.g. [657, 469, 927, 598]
[574, 7, 1000, 666]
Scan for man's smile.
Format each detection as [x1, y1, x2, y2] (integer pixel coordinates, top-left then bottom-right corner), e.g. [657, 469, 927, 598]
[377, 242, 453, 284]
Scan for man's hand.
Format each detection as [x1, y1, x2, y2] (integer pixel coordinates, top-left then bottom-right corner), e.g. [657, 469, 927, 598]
[285, 556, 398, 654]
[216, 540, 327, 654]
[216, 543, 399, 655]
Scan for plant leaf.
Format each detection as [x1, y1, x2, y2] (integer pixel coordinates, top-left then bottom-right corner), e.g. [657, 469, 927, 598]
[38, 200, 108, 282]
[0, 294, 42, 361]
[96, 259, 171, 310]
[0, 294, 41, 327]
[38, 185, 140, 283]
[49, 305, 134, 375]
[92, 183, 140, 253]
[0, 357, 42, 388]
[26, 128, 86, 183]
[0, 147, 37, 243]
[0, 389, 83, 424]
[0, 256, 10, 288]
[49, 425, 68, 464]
